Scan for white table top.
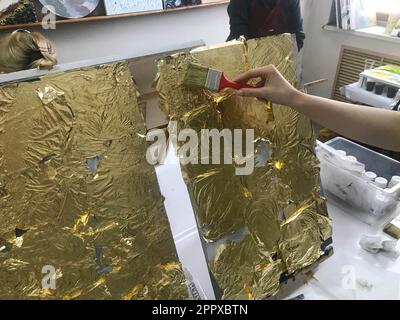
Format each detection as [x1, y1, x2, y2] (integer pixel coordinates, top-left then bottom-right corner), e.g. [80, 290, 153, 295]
[277, 202, 400, 300]
[155, 146, 216, 299]
[156, 147, 400, 300]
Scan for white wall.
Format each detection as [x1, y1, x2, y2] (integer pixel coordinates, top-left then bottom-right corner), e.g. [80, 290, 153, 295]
[301, 0, 400, 98]
[0, 4, 230, 64]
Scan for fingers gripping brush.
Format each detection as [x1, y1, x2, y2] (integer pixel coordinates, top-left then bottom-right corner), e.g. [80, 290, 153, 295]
[184, 63, 256, 92]
[184, 62, 273, 119]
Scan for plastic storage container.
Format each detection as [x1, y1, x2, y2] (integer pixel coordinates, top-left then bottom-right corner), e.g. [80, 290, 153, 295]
[316, 137, 400, 225]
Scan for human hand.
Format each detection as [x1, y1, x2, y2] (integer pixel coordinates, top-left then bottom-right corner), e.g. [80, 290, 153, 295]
[234, 65, 300, 106]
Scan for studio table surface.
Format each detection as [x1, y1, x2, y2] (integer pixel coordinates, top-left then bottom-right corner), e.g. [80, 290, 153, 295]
[156, 146, 400, 300]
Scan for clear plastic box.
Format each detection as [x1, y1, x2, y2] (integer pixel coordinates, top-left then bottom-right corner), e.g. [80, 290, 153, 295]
[316, 137, 400, 225]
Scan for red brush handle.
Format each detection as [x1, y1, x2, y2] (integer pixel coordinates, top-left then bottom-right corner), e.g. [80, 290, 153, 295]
[219, 73, 256, 91]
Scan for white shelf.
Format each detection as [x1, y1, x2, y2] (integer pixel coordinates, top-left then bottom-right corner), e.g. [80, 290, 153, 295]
[0, 1, 230, 31]
[323, 25, 400, 44]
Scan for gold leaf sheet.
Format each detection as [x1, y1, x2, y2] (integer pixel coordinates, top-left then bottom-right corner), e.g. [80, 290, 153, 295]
[0, 62, 188, 299]
[156, 35, 332, 299]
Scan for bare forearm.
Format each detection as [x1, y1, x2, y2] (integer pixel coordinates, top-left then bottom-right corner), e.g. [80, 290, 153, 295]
[292, 91, 400, 152]
[234, 65, 400, 152]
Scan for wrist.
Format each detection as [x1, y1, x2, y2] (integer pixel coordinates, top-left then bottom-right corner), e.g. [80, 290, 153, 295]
[288, 89, 307, 109]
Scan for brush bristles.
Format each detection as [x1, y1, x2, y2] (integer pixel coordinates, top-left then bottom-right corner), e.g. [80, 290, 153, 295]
[184, 63, 211, 89]
[384, 224, 400, 239]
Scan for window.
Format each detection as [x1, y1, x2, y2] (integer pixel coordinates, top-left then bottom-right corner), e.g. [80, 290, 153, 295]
[327, 0, 400, 40]
[374, 0, 400, 15]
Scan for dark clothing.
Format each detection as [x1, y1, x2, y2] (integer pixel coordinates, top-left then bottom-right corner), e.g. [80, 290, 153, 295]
[248, 0, 289, 38]
[227, 0, 305, 51]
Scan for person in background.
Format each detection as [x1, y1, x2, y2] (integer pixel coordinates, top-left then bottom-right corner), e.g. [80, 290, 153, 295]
[227, 0, 305, 51]
[234, 65, 400, 152]
[0, 29, 57, 74]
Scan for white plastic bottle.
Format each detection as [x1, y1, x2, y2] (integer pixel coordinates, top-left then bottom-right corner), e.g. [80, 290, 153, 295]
[365, 171, 377, 182]
[374, 177, 388, 189]
[389, 176, 400, 188]
[336, 150, 347, 157]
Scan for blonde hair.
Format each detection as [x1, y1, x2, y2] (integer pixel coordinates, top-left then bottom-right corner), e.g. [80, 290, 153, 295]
[0, 30, 57, 73]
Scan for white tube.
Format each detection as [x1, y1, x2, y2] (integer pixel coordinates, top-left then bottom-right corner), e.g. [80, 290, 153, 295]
[374, 177, 388, 189]
[347, 156, 357, 162]
[389, 176, 400, 188]
[365, 171, 377, 181]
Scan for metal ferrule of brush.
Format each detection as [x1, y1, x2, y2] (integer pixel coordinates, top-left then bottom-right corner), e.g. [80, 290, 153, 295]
[205, 68, 222, 92]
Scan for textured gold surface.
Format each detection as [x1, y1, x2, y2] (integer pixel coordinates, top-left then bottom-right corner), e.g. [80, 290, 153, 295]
[156, 35, 332, 299]
[0, 62, 188, 299]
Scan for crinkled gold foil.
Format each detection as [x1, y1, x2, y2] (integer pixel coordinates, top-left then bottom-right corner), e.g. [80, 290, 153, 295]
[156, 35, 332, 299]
[212, 235, 282, 300]
[0, 62, 188, 299]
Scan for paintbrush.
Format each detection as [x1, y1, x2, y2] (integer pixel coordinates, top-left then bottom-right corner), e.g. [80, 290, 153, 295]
[184, 63, 257, 92]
